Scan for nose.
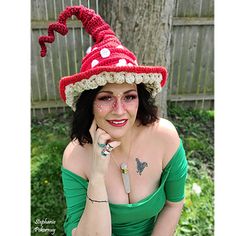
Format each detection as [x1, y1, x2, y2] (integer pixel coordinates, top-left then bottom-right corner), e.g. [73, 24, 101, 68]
[112, 99, 126, 115]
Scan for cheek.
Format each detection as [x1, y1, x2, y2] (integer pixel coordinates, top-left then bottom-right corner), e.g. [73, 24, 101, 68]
[93, 103, 111, 114]
[123, 99, 139, 113]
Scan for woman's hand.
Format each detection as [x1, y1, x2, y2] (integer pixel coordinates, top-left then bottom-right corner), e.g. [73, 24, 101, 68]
[89, 119, 121, 178]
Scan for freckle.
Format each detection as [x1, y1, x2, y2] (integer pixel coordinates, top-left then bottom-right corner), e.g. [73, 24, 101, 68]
[95, 104, 103, 112]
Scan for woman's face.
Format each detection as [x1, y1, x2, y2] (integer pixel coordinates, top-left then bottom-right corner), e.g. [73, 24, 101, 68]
[93, 83, 139, 140]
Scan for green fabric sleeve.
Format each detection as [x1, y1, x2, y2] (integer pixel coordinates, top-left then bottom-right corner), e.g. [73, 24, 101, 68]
[61, 168, 88, 236]
[164, 142, 188, 202]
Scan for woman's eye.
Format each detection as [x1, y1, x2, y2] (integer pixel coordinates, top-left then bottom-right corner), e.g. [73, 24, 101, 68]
[98, 96, 112, 101]
[124, 95, 137, 102]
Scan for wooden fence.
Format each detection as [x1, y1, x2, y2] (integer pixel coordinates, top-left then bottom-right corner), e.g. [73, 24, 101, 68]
[169, 0, 214, 109]
[31, 0, 214, 115]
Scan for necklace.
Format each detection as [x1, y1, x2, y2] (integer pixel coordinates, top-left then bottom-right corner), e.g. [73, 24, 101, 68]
[111, 139, 133, 194]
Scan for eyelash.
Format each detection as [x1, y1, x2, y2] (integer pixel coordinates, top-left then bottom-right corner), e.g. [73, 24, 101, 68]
[97, 95, 137, 102]
[98, 96, 112, 101]
[124, 95, 137, 101]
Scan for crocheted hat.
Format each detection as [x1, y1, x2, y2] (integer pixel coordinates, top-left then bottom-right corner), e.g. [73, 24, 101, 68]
[39, 5, 167, 111]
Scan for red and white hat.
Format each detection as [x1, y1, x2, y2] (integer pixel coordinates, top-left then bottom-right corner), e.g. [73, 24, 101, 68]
[39, 5, 167, 111]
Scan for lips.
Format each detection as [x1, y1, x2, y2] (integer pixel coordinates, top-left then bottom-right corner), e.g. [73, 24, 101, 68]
[107, 119, 128, 127]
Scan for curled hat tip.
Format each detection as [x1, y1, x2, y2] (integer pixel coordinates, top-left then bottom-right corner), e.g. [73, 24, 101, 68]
[40, 49, 46, 57]
[38, 36, 47, 57]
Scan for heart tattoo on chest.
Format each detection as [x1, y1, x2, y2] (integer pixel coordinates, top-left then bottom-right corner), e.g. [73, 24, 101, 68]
[136, 158, 148, 175]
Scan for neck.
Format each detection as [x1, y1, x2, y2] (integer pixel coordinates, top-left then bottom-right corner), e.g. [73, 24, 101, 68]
[111, 121, 138, 157]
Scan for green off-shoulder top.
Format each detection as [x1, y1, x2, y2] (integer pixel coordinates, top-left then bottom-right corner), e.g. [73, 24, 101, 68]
[61, 139, 188, 236]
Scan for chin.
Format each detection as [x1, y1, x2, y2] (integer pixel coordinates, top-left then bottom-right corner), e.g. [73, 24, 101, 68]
[102, 126, 126, 139]
[108, 131, 127, 140]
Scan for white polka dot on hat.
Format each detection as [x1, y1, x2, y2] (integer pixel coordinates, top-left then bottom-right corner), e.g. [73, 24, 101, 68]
[100, 48, 111, 58]
[91, 59, 99, 68]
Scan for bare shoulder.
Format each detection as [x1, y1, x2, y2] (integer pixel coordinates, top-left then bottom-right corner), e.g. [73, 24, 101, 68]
[62, 140, 90, 179]
[155, 118, 179, 138]
[153, 118, 181, 167]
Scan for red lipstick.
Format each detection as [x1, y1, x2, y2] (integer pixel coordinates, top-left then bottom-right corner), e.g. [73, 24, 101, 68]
[107, 119, 128, 127]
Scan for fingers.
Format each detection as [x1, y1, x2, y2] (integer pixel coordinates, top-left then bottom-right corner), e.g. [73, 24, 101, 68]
[108, 141, 121, 150]
[96, 128, 121, 151]
[89, 119, 121, 157]
[89, 119, 111, 143]
[89, 119, 97, 141]
[96, 131, 121, 158]
[96, 131, 111, 145]
[99, 141, 120, 158]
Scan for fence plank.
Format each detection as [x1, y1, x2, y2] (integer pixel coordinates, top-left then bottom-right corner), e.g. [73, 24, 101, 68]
[168, 28, 177, 95]
[42, 56, 52, 101]
[50, 36, 61, 101]
[66, 29, 75, 76]
[197, 26, 214, 97]
[31, 31, 40, 102]
[31, 100, 67, 109]
[54, 0, 63, 19]
[168, 94, 214, 101]
[188, 0, 202, 17]
[186, 26, 199, 94]
[208, 0, 214, 17]
[175, 0, 186, 17]
[31, 0, 39, 21]
[201, 0, 214, 17]
[173, 17, 214, 26]
[80, 0, 90, 8]
[75, 28, 83, 72]
[32, 30, 47, 100]
[204, 26, 214, 94]
[198, 27, 209, 94]
[171, 26, 183, 95]
[201, 26, 212, 96]
[169, 27, 178, 95]
[36, 0, 47, 20]
[175, 0, 214, 17]
[173, 0, 179, 17]
[177, 26, 188, 95]
[72, 28, 79, 74]
[176, 26, 185, 95]
[46, 0, 55, 20]
[180, 26, 193, 95]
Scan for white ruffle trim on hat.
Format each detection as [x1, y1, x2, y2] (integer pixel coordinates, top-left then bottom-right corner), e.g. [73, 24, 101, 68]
[65, 72, 163, 110]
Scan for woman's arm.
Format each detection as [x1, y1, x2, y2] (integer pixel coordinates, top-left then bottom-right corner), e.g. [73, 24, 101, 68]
[151, 119, 187, 235]
[151, 200, 184, 236]
[69, 120, 121, 236]
[72, 173, 111, 236]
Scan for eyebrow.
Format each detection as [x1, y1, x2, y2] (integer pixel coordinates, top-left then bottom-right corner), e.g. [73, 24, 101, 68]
[97, 89, 137, 95]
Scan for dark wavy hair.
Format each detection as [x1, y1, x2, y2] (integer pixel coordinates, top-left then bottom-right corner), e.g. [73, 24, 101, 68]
[70, 83, 159, 146]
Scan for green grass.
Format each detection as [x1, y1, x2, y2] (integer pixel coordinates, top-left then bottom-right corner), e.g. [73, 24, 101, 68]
[31, 113, 70, 236]
[168, 104, 214, 236]
[31, 105, 214, 235]
[175, 160, 214, 236]
[168, 104, 214, 176]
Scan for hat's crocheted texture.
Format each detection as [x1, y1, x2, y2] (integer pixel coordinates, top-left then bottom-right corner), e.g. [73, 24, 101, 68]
[39, 5, 167, 110]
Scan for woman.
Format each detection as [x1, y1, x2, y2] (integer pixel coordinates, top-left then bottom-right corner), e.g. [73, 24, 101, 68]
[39, 5, 188, 236]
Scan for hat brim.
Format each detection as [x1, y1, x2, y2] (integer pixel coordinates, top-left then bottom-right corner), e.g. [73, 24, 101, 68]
[60, 65, 167, 102]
